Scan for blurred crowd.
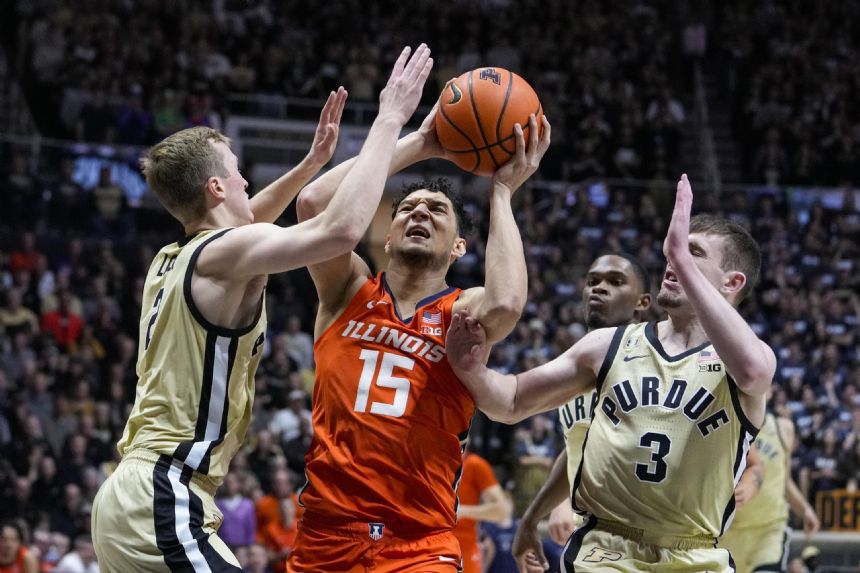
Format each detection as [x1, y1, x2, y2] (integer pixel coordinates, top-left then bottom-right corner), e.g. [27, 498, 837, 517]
[3, 0, 688, 179]
[1, 145, 858, 570]
[0, 0, 857, 571]
[714, 1, 860, 186]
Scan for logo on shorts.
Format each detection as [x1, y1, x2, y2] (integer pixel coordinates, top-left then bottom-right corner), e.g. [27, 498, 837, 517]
[368, 523, 385, 541]
[583, 548, 623, 563]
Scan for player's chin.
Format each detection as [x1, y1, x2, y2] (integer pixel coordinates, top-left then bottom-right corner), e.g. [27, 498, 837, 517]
[656, 290, 684, 308]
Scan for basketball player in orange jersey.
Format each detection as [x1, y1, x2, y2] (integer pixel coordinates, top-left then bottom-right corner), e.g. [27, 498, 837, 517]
[454, 444, 511, 573]
[286, 104, 551, 570]
[91, 45, 433, 573]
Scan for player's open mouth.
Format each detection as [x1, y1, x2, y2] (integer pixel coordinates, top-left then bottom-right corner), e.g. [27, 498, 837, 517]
[406, 227, 430, 239]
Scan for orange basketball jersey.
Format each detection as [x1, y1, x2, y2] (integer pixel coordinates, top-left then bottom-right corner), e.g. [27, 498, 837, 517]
[299, 273, 475, 533]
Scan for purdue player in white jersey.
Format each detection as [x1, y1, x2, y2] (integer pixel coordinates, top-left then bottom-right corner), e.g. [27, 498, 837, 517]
[91, 45, 435, 572]
[447, 174, 777, 573]
[512, 254, 651, 556]
[719, 412, 819, 573]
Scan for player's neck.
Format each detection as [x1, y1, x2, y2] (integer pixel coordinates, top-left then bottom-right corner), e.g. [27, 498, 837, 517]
[659, 313, 708, 350]
[383, 265, 449, 307]
[183, 207, 239, 235]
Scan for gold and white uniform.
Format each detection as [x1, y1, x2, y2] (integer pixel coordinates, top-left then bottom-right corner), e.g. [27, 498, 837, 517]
[565, 322, 759, 573]
[719, 414, 790, 573]
[93, 229, 266, 573]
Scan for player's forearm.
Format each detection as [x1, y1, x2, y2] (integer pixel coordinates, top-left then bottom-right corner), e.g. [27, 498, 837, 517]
[297, 131, 430, 221]
[317, 116, 403, 244]
[250, 156, 327, 224]
[457, 500, 511, 523]
[521, 451, 571, 525]
[478, 185, 527, 340]
[785, 475, 813, 516]
[455, 364, 520, 423]
[670, 253, 775, 392]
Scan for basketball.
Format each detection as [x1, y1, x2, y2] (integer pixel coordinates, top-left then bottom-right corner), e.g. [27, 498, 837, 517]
[435, 67, 543, 176]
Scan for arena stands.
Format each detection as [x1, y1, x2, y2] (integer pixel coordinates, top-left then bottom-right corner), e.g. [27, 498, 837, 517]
[0, 0, 858, 571]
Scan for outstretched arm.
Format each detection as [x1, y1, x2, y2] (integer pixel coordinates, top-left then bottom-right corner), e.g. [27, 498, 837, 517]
[454, 115, 552, 343]
[663, 174, 776, 397]
[250, 88, 348, 224]
[200, 45, 434, 280]
[445, 313, 609, 423]
[296, 104, 446, 314]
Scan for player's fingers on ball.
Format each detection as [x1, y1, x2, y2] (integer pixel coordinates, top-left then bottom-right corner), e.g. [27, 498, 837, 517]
[540, 116, 552, 148]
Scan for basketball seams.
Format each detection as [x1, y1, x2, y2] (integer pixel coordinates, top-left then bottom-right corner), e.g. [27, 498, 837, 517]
[496, 70, 515, 155]
[438, 81, 483, 173]
[468, 70, 502, 171]
[436, 68, 542, 175]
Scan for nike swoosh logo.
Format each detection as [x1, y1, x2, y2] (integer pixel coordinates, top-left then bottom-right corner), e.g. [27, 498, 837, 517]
[447, 82, 462, 104]
[438, 556, 458, 563]
[366, 300, 390, 309]
[623, 355, 648, 362]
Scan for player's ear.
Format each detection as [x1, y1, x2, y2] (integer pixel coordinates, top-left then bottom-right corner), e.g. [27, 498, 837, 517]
[636, 293, 652, 312]
[721, 270, 746, 300]
[450, 237, 466, 260]
[204, 176, 224, 201]
[384, 235, 392, 255]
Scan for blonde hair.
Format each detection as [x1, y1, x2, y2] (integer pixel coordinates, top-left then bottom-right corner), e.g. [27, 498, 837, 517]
[141, 127, 230, 222]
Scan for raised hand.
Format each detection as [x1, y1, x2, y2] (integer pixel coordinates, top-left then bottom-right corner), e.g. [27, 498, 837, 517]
[378, 44, 434, 127]
[307, 87, 348, 168]
[663, 173, 693, 263]
[492, 114, 552, 195]
[415, 102, 445, 160]
[445, 313, 487, 375]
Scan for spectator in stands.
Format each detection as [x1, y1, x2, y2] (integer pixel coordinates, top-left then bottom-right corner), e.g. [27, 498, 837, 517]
[40, 290, 83, 350]
[0, 289, 39, 337]
[215, 471, 257, 550]
[0, 522, 37, 572]
[243, 543, 274, 573]
[53, 534, 98, 573]
[255, 468, 299, 573]
[512, 415, 557, 515]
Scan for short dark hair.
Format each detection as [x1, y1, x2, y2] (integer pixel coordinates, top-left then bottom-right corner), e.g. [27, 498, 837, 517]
[595, 252, 651, 294]
[391, 177, 474, 236]
[690, 214, 761, 302]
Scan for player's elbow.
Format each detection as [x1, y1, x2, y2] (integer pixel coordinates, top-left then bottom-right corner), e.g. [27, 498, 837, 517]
[733, 363, 774, 394]
[479, 300, 525, 338]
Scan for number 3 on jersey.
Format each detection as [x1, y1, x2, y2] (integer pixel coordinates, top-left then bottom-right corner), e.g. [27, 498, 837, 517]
[636, 431, 671, 483]
[354, 349, 413, 418]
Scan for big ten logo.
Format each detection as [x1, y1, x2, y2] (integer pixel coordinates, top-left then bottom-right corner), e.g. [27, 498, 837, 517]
[421, 325, 442, 336]
[479, 68, 501, 85]
[817, 490, 860, 531]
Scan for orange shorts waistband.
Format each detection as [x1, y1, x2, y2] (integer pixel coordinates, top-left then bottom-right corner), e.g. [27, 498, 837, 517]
[299, 511, 448, 540]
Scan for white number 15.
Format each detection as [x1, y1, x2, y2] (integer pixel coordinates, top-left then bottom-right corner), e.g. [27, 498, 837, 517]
[354, 349, 414, 418]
